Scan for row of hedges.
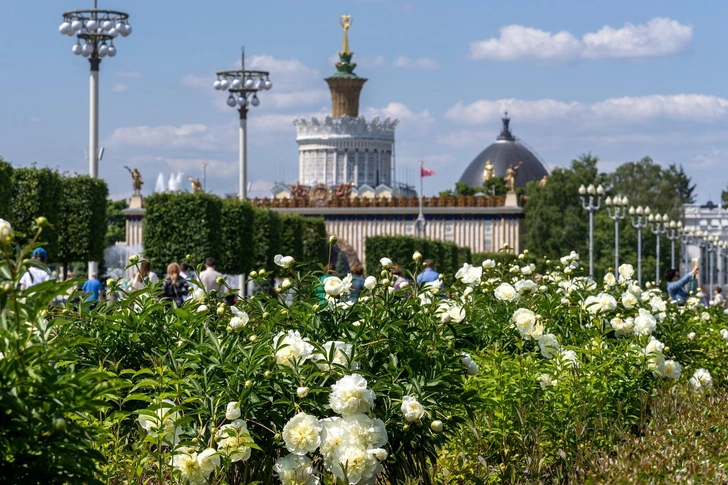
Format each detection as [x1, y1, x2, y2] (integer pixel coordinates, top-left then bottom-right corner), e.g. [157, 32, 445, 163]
[1, 161, 108, 265]
[143, 193, 327, 275]
[365, 235, 471, 276]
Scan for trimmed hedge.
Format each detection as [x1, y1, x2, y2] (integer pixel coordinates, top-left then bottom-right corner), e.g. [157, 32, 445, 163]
[251, 208, 282, 272]
[143, 192, 223, 274]
[365, 235, 471, 276]
[0, 158, 12, 220]
[279, 214, 305, 267]
[219, 199, 255, 274]
[301, 217, 327, 270]
[10, 166, 63, 258]
[57, 176, 108, 265]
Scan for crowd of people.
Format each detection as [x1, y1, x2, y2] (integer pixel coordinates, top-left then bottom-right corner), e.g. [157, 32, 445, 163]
[18, 248, 726, 310]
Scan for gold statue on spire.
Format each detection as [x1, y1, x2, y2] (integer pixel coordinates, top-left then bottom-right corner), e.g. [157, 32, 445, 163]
[340, 14, 353, 55]
[483, 160, 495, 180]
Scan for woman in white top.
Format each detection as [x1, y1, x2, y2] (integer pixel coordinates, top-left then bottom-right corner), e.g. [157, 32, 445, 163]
[129, 260, 158, 291]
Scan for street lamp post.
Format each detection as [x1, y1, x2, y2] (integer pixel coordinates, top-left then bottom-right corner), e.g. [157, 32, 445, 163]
[665, 220, 681, 268]
[649, 213, 669, 285]
[707, 235, 718, 291]
[679, 225, 695, 275]
[629, 205, 651, 286]
[60, 1, 131, 276]
[214, 49, 272, 201]
[578, 184, 604, 276]
[605, 194, 628, 277]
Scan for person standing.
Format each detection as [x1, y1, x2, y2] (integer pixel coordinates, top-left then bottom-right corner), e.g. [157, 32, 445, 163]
[713, 287, 725, 306]
[162, 262, 189, 307]
[81, 273, 104, 308]
[391, 264, 410, 290]
[20, 247, 51, 290]
[416, 259, 440, 285]
[348, 262, 366, 301]
[665, 264, 699, 305]
[199, 257, 223, 293]
[130, 260, 159, 291]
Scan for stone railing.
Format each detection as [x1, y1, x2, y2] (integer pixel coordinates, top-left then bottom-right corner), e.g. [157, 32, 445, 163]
[250, 195, 508, 209]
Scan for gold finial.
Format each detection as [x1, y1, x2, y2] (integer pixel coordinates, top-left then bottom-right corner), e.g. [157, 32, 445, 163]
[340, 14, 353, 55]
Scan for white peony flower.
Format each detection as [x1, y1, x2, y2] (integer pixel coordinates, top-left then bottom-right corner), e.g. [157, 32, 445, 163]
[521, 264, 535, 275]
[583, 293, 618, 314]
[197, 448, 220, 475]
[329, 443, 380, 484]
[622, 291, 638, 309]
[538, 373, 558, 389]
[137, 399, 183, 445]
[324, 275, 352, 297]
[273, 454, 317, 485]
[482, 259, 496, 269]
[538, 333, 560, 359]
[274, 254, 295, 268]
[0, 219, 13, 246]
[313, 341, 356, 370]
[297, 386, 309, 398]
[226, 401, 241, 420]
[558, 349, 579, 368]
[720, 329, 728, 342]
[687, 331, 696, 340]
[273, 330, 314, 367]
[192, 287, 205, 302]
[171, 449, 206, 485]
[216, 419, 252, 462]
[644, 337, 666, 376]
[610, 317, 634, 337]
[664, 360, 682, 380]
[701, 312, 711, 322]
[455, 263, 482, 286]
[364, 276, 377, 290]
[196, 304, 209, 313]
[437, 302, 466, 323]
[380, 257, 392, 269]
[603, 272, 617, 287]
[282, 412, 322, 455]
[650, 296, 667, 313]
[281, 278, 292, 290]
[368, 448, 388, 461]
[618, 263, 634, 281]
[689, 368, 713, 392]
[494, 283, 518, 302]
[633, 309, 657, 336]
[330, 374, 376, 417]
[512, 308, 540, 339]
[230, 313, 248, 330]
[515, 279, 538, 297]
[401, 396, 425, 422]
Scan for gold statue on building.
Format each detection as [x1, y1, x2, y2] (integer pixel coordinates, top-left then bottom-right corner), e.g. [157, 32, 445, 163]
[483, 160, 495, 180]
[340, 14, 353, 55]
[188, 176, 203, 193]
[124, 166, 143, 194]
[504, 161, 523, 192]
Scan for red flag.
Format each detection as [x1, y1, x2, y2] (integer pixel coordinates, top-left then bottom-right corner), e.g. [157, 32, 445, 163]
[420, 167, 435, 177]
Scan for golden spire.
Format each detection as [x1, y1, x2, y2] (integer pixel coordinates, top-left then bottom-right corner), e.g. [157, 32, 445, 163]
[340, 14, 352, 55]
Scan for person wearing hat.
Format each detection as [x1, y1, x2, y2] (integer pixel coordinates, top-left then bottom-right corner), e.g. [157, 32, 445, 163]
[20, 247, 52, 291]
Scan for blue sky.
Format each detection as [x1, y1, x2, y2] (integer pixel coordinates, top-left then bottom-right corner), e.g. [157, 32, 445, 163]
[2, 0, 728, 202]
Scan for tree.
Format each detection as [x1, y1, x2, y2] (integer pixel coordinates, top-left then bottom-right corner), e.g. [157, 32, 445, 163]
[105, 199, 128, 248]
[523, 154, 604, 262]
[439, 178, 508, 197]
[57, 176, 108, 269]
[721, 183, 728, 209]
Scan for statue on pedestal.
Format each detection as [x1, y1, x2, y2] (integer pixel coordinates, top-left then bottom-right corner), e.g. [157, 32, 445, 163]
[188, 176, 203, 193]
[483, 160, 495, 180]
[124, 166, 143, 194]
[505, 161, 523, 192]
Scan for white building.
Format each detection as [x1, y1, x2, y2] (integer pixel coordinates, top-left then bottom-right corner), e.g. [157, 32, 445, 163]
[683, 201, 728, 289]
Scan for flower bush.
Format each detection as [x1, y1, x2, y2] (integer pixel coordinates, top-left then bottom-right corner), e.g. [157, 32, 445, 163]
[2, 222, 728, 484]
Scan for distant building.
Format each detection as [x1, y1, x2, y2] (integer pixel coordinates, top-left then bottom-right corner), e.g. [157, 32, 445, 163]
[683, 201, 728, 288]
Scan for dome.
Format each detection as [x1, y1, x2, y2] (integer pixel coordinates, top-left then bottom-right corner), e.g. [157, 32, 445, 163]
[458, 114, 549, 189]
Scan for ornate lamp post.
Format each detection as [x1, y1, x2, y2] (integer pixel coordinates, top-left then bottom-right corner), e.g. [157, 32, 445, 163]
[707, 235, 719, 290]
[679, 225, 695, 275]
[649, 213, 669, 285]
[605, 194, 628, 277]
[629, 205, 651, 285]
[665, 220, 681, 269]
[59, 1, 131, 276]
[214, 49, 272, 200]
[696, 231, 710, 290]
[578, 183, 604, 276]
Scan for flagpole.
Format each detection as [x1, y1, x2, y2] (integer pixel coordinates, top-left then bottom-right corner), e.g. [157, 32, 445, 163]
[417, 160, 426, 238]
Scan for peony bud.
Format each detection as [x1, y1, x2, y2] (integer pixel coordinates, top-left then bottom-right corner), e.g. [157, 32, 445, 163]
[364, 276, 377, 290]
[249, 271, 258, 278]
[413, 251, 422, 262]
[258, 269, 267, 277]
[262, 312, 270, 319]
[249, 335, 257, 342]
[52, 417, 67, 431]
[329, 235, 338, 245]
[281, 278, 291, 290]
[197, 304, 208, 313]
[216, 276, 226, 286]
[244, 380, 253, 388]
[264, 370, 273, 379]
[296, 386, 309, 398]
[430, 420, 444, 432]
[35, 216, 49, 228]
[129, 254, 139, 265]
[106, 278, 115, 288]
[0, 219, 14, 246]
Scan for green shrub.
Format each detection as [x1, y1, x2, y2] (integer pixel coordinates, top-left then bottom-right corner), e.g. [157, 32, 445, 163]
[251, 208, 282, 271]
[301, 217, 328, 270]
[143, 192, 222, 274]
[219, 198, 255, 274]
[57, 176, 108, 266]
[0, 157, 12, 220]
[10, 166, 63, 258]
[365, 235, 469, 275]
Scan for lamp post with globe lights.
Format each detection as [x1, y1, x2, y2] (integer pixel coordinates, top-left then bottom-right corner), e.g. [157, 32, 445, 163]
[59, 0, 131, 276]
[214, 49, 272, 201]
[665, 220, 681, 269]
[649, 213, 669, 285]
[578, 184, 604, 276]
[629, 205, 651, 285]
[605, 194, 628, 278]
[679, 225, 695, 275]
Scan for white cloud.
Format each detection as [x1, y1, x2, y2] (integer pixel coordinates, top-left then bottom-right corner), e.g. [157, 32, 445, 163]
[470, 17, 692, 62]
[363, 102, 435, 134]
[445, 94, 728, 125]
[128, 155, 238, 178]
[180, 74, 209, 88]
[111, 83, 128, 93]
[392, 56, 440, 70]
[115, 70, 142, 78]
[107, 123, 232, 151]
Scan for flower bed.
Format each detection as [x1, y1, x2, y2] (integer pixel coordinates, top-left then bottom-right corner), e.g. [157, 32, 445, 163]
[2, 220, 728, 483]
